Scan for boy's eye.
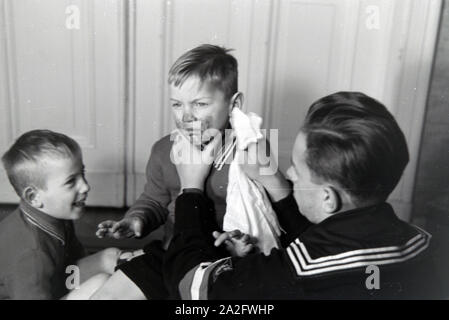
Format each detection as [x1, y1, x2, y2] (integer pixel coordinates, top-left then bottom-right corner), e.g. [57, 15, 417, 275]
[194, 102, 208, 107]
[171, 102, 182, 108]
[66, 179, 76, 187]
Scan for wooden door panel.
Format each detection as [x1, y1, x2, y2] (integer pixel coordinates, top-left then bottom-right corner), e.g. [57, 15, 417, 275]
[0, 0, 126, 206]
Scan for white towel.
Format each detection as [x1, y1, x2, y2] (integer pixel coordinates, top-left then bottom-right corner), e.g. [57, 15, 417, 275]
[223, 108, 282, 255]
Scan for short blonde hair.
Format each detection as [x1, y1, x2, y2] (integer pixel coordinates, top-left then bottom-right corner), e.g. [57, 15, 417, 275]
[168, 44, 238, 100]
[1, 129, 81, 196]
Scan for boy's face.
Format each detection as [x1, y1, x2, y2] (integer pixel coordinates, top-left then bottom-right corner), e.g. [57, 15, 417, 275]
[286, 132, 327, 224]
[36, 155, 90, 220]
[170, 76, 231, 145]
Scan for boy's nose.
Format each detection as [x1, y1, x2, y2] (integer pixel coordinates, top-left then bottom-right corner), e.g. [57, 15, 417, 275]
[182, 106, 196, 122]
[79, 177, 90, 194]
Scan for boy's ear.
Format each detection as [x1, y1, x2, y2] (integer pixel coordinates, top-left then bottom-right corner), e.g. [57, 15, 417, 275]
[22, 186, 43, 208]
[229, 92, 244, 112]
[322, 186, 341, 214]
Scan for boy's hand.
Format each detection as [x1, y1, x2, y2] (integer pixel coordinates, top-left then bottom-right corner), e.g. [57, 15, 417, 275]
[171, 130, 221, 190]
[212, 230, 257, 258]
[96, 216, 144, 239]
[240, 138, 291, 202]
[239, 137, 275, 182]
[75, 247, 122, 282]
[99, 247, 122, 274]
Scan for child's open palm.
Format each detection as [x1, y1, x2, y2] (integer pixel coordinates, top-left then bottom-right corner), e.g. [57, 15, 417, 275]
[96, 216, 144, 239]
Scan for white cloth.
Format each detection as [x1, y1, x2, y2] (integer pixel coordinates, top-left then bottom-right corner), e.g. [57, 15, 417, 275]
[223, 108, 282, 255]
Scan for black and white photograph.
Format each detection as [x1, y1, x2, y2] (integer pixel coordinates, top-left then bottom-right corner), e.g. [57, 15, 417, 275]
[0, 0, 448, 305]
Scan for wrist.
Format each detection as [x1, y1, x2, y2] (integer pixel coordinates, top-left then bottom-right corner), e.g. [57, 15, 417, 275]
[180, 179, 205, 191]
[181, 188, 204, 195]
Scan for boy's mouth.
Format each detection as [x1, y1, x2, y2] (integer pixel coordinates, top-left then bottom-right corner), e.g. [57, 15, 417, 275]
[181, 120, 205, 132]
[183, 127, 203, 135]
[73, 198, 87, 208]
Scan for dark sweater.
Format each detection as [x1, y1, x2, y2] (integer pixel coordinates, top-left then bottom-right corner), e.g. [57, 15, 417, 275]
[0, 201, 85, 299]
[164, 192, 440, 299]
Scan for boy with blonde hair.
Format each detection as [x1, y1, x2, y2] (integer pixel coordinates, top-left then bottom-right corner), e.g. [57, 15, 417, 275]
[92, 44, 245, 299]
[0, 130, 120, 299]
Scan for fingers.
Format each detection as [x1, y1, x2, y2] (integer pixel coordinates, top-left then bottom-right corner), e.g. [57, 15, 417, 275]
[96, 219, 136, 239]
[241, 242, 254, 252]
[171, 131, 190, 164]
[241, 234, 250, 243]
[213, 232, 232, 247]
[96, 220, 117, 238]
[213, 230, 241, 239]
[213, 230, 258, 257]
[238, 243, 255, 257]
[213, 230, 243, 247]
[110, 220, 124, 234]
[97, 220, 116, 229]
[96, 228, 108, 238]
[228, 229, 242, 238]
[175, 129, 191, 145]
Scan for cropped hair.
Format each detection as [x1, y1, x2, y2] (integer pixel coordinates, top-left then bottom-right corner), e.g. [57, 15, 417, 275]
[1, 129, 81, 197]
[301, 91, 409, 204]
[168, 44, 238, 100]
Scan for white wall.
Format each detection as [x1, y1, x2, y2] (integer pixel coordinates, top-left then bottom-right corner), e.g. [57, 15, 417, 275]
[0, 0, 126, 206]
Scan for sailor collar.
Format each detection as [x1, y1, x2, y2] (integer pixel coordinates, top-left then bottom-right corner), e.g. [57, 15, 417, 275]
[19, 200, 67, 245]
[286, 202, 431, 277]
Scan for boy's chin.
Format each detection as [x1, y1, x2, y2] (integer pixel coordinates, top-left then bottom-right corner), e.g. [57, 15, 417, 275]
[74, 205, 86, 215]
[67, 206, 86, 220]
[42, 208, 85, 220]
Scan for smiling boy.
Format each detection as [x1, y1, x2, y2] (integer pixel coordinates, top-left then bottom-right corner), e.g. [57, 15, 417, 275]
[0, 130, 120, 299]
[92, 44, 243, 299]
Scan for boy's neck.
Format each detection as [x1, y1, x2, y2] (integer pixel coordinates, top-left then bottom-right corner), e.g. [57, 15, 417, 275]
[19, 200, 69, 245]
[19, 200, 69, 223]
[326, 199, 386, 221]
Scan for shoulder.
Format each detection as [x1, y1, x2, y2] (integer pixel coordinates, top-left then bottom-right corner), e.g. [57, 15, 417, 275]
[286, 225, 431, 279]
[0, 215, 53, 277]
[0, 209, 37, 254]
[0, 208, 63, 259]
[145, 134, 177, 172]
[146, 134, 174, 163]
